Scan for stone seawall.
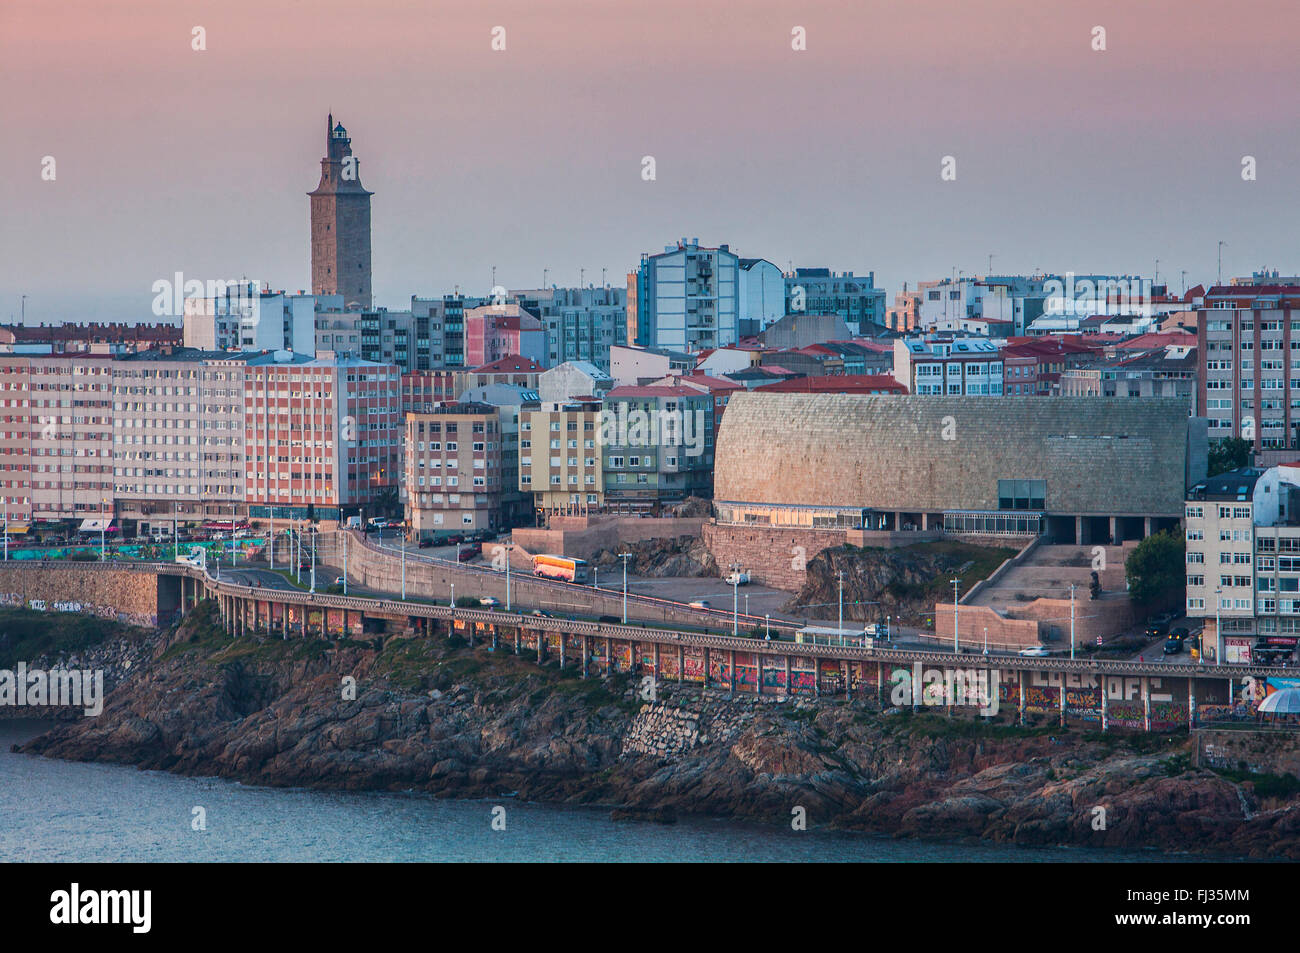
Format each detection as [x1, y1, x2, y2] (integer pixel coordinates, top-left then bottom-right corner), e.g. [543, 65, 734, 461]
[0, 564, 165, 627]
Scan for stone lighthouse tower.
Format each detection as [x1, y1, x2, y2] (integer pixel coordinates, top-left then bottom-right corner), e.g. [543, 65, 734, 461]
[309, 114, 373, 309]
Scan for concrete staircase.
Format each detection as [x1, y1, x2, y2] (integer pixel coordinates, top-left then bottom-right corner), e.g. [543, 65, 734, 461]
[967, 543, 1133, 607]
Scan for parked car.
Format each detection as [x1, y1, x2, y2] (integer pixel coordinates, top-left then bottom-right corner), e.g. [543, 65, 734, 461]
[1018, 645, 1050, 657]
[445, 534, 465, 545]
[1145, 612, 1177, 639]
[724, 570, 750, 586]
[457, 542, 482, 561]
[418, 538, 434, 549]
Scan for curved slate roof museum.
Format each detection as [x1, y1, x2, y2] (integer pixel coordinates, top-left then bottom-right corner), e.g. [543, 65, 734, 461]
[713, 393, 1198, 518]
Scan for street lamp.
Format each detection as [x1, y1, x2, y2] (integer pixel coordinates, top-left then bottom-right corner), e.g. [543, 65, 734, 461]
[951, 578, 960, 654]
[765, 613, 770, 641]
[730, 561, 743, 637]
[1069, 583, 1076, 660]
[838, 571, 845, 645]
[620, 552, 632, 624]
[310, 529, 316, 593]
[400, 531, 406, 600]
[100, 497, 108, 561]
[269, 505, 275, 571]
[1215, 585, 1222, 666]
[504, 541, 512, 611]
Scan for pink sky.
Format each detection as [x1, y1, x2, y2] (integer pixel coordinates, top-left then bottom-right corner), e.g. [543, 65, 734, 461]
[2, 0, 1298, 321]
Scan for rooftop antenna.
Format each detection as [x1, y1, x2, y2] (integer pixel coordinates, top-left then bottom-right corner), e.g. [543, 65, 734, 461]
[1218, 241, 1227, 286]
[543, 267, 548, 288]
[988, 253, 994, 276]
[1181, 270, 1188, 296]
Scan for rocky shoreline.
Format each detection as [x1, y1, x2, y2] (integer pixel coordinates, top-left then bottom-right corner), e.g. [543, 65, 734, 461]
[15, 604, 1300, 859]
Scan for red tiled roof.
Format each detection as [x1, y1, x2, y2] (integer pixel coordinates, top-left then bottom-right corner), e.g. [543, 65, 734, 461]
[676, 373, 745, 392]
[607, 382, 706, 399]
[470, 355, 542, 374]
[754, 374, 908, 394]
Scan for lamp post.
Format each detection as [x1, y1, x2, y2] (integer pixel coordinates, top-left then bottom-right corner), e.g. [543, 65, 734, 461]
[3, 509, 8, 562]
[730, 561, 743, 637]
[342, 529, 348, 596]
[100, 497, 108, 561]
[1069, 583, 1076, 660]
[620, 552, 632, 624]
[269, 505, 275, 571]
[984, 626, 989, 655]
[310, 529, 316, 593]
[838, 571, 845, 645]
[951, 578, 960, 654]
[401, 531, 406, 600]
[1215, 585, 1223, 665]
[505, 542, 512, 611]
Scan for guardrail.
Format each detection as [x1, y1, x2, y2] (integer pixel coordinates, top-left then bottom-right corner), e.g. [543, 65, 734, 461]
[354, 530, 805, 631]
[6, 558, 1292, 679]
[190, 565, 1293, 679]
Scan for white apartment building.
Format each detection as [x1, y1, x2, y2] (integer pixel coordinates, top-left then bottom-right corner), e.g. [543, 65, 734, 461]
[892, 337, 1004, 395]
[1185, 465, 1300, 665]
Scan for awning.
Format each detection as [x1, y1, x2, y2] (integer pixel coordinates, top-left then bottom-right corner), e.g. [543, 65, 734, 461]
[3, 523, 29, 535]
[78, 518, 115, 533]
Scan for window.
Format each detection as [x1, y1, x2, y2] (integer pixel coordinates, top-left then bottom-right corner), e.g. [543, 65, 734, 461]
[997, 478, 1045, 510]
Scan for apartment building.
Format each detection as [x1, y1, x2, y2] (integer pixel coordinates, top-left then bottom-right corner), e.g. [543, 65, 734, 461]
[783, 269, 886, 334]
[634, 238, 740, 351]
[1196, 284, 1300, 460]
[601, 383, 714, 506]
[1185, 465, 1300, 665]
[111, 349, 247, 526]
[0, 323, 181, 355]
[244, 351, 401, 521]
[509, 286, 628, 371]
[404, 402, 505, 538]
[463, 304, 545, 368]
[892, 337, 1004, 395]
[520, 399, 604, 515]
[0, 354, 115, 524]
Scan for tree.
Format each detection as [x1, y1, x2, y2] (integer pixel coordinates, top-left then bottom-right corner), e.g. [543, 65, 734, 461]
[1125, 529, 1185, 610]
[373, 485, 399, 517]
[1207, 437, 1252, 478]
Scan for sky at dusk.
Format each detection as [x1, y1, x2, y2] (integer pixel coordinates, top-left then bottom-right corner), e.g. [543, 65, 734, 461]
[2, 0, 1298, 323]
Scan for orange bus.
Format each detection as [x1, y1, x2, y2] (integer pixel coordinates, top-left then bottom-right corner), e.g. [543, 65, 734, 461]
[532, 553, 589, 584]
